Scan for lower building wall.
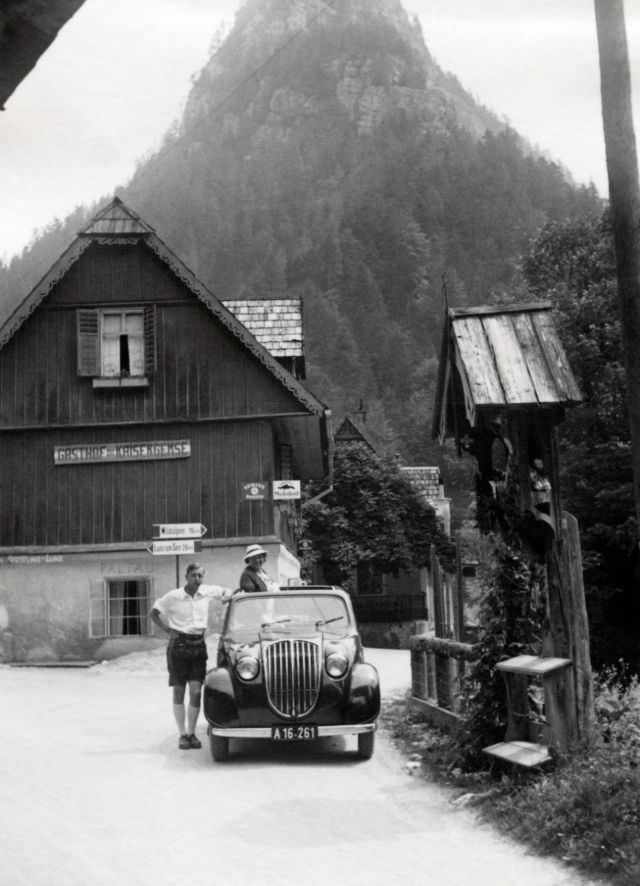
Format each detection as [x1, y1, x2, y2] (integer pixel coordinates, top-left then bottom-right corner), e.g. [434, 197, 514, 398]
[0, 540, 300, 662]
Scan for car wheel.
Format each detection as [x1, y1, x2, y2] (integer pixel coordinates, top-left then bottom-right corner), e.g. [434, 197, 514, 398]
[210, 734, 229, 762]
[357, 731, 375, 760]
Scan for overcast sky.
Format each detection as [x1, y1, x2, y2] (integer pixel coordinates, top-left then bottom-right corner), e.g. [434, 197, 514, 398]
[1, 0, 640, 263]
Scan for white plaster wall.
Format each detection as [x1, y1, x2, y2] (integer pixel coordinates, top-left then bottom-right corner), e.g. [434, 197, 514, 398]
[0, 540, 301, 661]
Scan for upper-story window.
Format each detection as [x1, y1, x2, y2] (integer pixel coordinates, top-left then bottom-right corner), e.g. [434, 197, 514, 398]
[101, 310, 145, 377]
[77, 307, 156, 387]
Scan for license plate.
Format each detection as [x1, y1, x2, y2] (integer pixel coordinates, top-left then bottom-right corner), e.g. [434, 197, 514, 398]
[271, 724, 318, 741]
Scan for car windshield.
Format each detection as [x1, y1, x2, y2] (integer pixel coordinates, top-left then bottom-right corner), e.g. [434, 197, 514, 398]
[227, 594, 352, 638]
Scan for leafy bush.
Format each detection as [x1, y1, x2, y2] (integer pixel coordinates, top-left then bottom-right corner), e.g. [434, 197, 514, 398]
[301, 442, 454, 587]
[523, 212, 639, 670]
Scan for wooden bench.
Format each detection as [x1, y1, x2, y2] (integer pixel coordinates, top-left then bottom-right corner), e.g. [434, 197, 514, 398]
[483, 655, 572, 768]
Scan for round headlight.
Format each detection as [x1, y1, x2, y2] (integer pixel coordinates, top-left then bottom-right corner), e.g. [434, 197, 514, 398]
[326, 652, 349, 679]
[236, 656, 259, 681]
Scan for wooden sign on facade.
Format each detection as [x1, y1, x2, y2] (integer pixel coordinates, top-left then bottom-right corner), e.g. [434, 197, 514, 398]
[54, 439, 191, 465]
[243, 482, 267, 500]
[272, 480, 301, 500]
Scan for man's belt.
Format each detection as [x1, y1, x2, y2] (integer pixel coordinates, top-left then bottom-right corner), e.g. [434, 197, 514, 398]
[172, 632, 205, 645]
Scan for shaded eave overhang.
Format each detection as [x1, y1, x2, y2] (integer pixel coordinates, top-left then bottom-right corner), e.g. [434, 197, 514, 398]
[432, 301, 583, 444]
[0, 0, 86, 109]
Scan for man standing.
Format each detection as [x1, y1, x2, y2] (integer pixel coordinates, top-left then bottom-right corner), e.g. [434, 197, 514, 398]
[151, 563, 228, 750]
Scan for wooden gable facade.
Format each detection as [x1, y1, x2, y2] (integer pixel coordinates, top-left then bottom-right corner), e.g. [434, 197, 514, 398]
[0, 198, 333, 662]
[0, 199, 330, 551]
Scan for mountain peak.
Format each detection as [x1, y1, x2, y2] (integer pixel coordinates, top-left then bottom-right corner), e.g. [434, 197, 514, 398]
[183, 0, 497, 142]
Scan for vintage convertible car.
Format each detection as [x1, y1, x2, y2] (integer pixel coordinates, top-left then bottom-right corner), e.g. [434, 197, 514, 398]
[203, 585, 380, 761]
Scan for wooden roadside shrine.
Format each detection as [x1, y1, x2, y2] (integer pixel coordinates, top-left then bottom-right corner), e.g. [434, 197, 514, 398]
[432, 302, 595, 766]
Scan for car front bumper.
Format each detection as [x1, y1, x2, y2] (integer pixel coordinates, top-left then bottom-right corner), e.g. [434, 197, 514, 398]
[210, 722, 376, 738]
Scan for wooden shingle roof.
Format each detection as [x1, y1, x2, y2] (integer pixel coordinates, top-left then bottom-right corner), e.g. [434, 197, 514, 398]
[223, 299, 303, 358]
[433, 303, 582, 439]
[79, 199, 152, 237]
[401, 466, 442, 501]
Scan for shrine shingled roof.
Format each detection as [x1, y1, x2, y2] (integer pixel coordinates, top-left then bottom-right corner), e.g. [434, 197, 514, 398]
[433, 302, 582, 440]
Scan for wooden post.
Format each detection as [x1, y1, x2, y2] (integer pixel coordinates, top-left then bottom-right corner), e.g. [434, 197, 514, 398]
[560, 513, 596, 741]
[545, 513, 595, 745]
[453, 537, 466, 705]
[594, 0, 640, 532]
[431, 545, 453, 709]
[454, 534, 465, 642]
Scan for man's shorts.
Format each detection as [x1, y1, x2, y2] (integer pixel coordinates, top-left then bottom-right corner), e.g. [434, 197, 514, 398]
[167, 634, 208, 686]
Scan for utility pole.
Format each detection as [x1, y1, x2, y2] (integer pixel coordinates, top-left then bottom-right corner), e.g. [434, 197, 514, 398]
[594, 0, 640, 534]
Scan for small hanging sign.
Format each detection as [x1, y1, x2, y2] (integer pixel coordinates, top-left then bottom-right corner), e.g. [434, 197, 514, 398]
[272, 480, 301, 500]
[243, 482, 267, 500]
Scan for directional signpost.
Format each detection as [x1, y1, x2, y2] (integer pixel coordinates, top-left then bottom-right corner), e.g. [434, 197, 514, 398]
[152, 523, 207, 539]
[149, 523, 208, 585]
[147, 540, 203, 556]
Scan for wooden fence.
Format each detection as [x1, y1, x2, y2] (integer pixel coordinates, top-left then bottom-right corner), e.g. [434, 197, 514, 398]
[410, 544, 476, 730]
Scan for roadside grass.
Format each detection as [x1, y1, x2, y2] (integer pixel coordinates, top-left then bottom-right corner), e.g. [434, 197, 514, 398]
[380, 673, 640, 886]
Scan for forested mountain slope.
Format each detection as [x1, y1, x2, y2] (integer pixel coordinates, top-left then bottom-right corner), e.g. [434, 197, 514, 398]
[0, 0, 601, 460]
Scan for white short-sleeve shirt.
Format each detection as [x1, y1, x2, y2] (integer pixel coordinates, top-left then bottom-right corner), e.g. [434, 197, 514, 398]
[152, 584, 226, 634]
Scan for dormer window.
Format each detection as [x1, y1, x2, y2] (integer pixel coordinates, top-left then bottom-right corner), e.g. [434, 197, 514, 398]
[77, 307, 156, 387]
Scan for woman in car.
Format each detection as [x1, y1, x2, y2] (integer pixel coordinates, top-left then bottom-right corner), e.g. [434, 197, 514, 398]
[238, 544, 280, 593]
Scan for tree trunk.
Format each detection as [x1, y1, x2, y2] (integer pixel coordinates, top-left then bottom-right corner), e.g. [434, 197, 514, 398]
[594, 0, 640, 533]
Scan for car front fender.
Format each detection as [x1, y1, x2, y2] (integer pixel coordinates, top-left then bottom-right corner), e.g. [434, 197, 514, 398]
[346, 662, 380, 723]
[203, 667, 239, 727]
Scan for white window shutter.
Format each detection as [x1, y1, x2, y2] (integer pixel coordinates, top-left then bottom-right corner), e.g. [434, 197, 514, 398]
[88, 579, 107, 638]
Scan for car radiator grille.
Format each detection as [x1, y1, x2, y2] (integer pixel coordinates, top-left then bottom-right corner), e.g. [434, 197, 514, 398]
[263, 639, 321, 719]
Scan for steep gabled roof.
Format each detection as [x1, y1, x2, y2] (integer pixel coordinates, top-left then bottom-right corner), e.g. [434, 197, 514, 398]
[79, 199, 153, 237]
[433, 302, 582, 439]
[0, 197, 326, 418]
[334, 415, 378, 452]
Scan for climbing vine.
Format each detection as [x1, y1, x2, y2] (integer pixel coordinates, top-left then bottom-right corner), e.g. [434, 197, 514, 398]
[453, 478, 547, 768]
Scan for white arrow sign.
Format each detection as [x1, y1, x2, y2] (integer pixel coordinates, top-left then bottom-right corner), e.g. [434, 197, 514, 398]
[147, 540, 203, 556]
[152, 523, 207, 539]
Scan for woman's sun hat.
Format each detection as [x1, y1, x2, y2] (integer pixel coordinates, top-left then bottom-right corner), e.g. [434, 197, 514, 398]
[244, 543, 267, 562]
